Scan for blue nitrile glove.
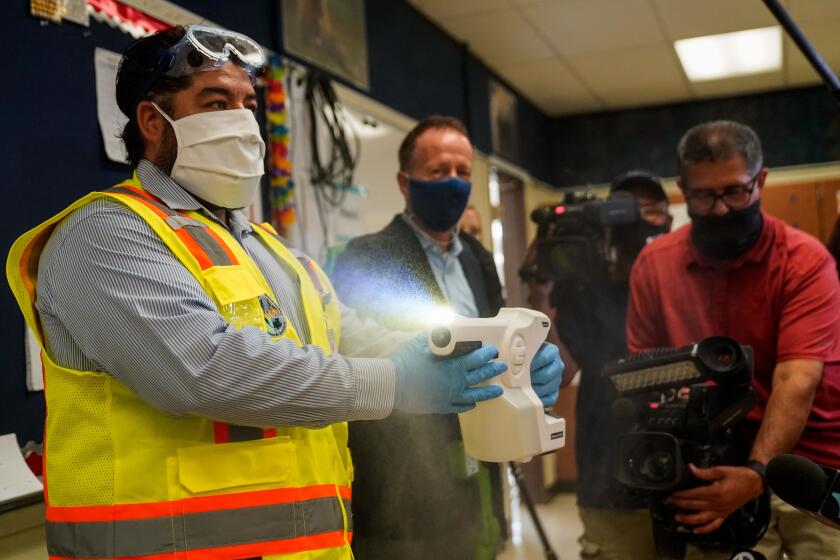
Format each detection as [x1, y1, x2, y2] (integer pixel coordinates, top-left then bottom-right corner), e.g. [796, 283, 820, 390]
[391, 333, 507, 414]
[531, 342, 564, 407]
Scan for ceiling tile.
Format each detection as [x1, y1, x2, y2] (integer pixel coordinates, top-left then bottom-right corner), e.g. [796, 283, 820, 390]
[788, 0, 840, 22]
[406, 0, 509, 20]
[689, 71, 785, 98]
[521, 0, 666, 56]
[652, 0, 779, 40]
[784, 18, 840, 86]
[440, 8, 554, 65]
[411, 0, 840, 116]
[567, 44, 691, 108]
[495, 58, 603, 115]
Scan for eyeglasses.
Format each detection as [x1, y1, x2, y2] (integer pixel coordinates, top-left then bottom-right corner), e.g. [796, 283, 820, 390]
[683, 173, 760, 214]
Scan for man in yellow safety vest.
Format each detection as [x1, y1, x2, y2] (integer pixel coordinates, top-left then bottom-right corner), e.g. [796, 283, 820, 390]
[6, 25, 555, 560]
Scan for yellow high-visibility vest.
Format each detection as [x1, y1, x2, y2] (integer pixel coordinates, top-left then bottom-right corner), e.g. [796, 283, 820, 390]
[6, 175, 352, 560]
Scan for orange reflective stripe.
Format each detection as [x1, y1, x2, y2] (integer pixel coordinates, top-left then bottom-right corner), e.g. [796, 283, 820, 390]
[108, 185, 228, 270]
[213, 422, 272, 443]
[192, 531, 350, 559]
[46, 497, 352, 559]
[110, 184, 172, 220]
[303, 257, 326, 293]
[46, 484, 352, 522]
[46, 531, 350, 560]
[213, 421, 229, 443]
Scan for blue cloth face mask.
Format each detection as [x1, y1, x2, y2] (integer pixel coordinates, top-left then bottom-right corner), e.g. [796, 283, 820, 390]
[408, 176, 472, 232]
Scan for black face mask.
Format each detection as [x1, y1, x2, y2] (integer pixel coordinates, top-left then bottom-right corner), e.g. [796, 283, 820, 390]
[690, 200, 763, 260]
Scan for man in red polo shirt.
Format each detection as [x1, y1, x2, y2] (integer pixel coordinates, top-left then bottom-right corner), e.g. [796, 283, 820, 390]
[627, 120, 840, 558]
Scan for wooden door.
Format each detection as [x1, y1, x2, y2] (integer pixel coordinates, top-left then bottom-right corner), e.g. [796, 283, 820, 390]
[761, 183, 821, 238]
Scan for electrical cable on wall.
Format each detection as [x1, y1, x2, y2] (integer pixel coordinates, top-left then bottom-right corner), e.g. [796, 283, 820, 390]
[302, 68, 360, 242]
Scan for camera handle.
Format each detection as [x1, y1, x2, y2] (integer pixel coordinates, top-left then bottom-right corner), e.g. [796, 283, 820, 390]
[510, 462, 559, 560]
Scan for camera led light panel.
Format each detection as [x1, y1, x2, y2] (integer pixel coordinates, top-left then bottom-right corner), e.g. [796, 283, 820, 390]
[610, 361, 702, 394]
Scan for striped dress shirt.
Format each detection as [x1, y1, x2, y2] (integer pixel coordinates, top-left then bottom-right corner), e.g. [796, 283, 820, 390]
[35, 160, 397, 428]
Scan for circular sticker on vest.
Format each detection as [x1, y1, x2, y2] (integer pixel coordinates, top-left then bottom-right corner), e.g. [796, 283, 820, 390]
[259, 295, 287, 336]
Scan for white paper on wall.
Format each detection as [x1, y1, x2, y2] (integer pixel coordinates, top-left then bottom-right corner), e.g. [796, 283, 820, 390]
[94, 47, 129, 165]
[0, 433, 43, 505]
[63, 0, 90, 26]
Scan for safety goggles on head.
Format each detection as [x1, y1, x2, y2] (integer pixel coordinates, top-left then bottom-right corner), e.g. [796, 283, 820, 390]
[159, 24, 266, 80]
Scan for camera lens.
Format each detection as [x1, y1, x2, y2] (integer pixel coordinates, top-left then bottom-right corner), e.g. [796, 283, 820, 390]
[638, 451, 675, 483]
[697, 336, 743, 374]
[712, 343, 735, 367]
[430, 328, 451, 348]
[617, 432, 682, 491]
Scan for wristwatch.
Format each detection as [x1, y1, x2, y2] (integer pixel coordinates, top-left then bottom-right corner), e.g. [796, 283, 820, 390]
[745, 459, 767, 489]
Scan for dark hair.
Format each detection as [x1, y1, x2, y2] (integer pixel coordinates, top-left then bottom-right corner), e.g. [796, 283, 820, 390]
[398, 115, 470, 172]
[116, 26, 192, 168]
[677, 120, 763, 179]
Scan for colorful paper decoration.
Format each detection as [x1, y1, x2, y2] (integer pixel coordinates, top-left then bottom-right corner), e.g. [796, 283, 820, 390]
[265, 53, 296, 236]
[30, 0, 64, 22]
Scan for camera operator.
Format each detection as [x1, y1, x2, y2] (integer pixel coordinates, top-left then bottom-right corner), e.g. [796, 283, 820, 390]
[627, 120, 840, 558]
[525, 171, 672, 559]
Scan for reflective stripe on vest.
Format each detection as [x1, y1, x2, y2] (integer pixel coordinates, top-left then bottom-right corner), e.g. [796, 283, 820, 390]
[109, 184, 239, 269]
[108, 184, 277, 445]
[46, 486, 352, 559]
[107, 184, 275, 444]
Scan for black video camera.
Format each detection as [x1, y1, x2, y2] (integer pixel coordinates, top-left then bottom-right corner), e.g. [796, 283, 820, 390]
[603, 337, 769, 558]
[524, 190, 639, 283]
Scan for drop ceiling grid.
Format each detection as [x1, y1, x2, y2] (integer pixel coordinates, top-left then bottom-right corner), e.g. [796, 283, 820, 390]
[406, 0, 834, 115]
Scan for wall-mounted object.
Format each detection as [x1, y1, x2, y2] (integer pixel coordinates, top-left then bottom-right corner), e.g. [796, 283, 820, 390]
[489, 78, 519, 163]
[282, 0, 369, 90]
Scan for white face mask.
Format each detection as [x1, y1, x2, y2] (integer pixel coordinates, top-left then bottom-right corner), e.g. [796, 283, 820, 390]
[152, 102, 266, 209]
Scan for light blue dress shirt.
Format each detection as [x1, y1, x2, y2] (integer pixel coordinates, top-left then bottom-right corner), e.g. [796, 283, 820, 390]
[402, 213, 479, 318]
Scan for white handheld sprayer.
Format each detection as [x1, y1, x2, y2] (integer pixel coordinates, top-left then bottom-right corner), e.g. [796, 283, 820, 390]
[428, 307, 566, 462]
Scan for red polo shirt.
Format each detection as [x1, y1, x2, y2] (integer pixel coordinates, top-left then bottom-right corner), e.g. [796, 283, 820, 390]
[627, 212, 840, 468]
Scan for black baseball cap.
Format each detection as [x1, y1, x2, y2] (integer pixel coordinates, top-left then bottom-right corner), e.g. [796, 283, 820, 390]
[610, 170, 667, 202]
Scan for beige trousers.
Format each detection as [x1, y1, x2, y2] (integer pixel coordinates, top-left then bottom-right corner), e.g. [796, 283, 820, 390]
[579, 493, 840, 560]
[578, 507, 662, 560]
[684, 494, 840, 560]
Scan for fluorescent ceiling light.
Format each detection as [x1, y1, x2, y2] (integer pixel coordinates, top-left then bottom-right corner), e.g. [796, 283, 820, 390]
[675, 26, 782, 82]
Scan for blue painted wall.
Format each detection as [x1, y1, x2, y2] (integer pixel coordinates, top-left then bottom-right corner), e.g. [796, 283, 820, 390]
[551, 85, 840, 187]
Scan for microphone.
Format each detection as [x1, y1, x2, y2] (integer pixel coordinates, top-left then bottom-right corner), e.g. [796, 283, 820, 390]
[766, 454, 840, 528]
